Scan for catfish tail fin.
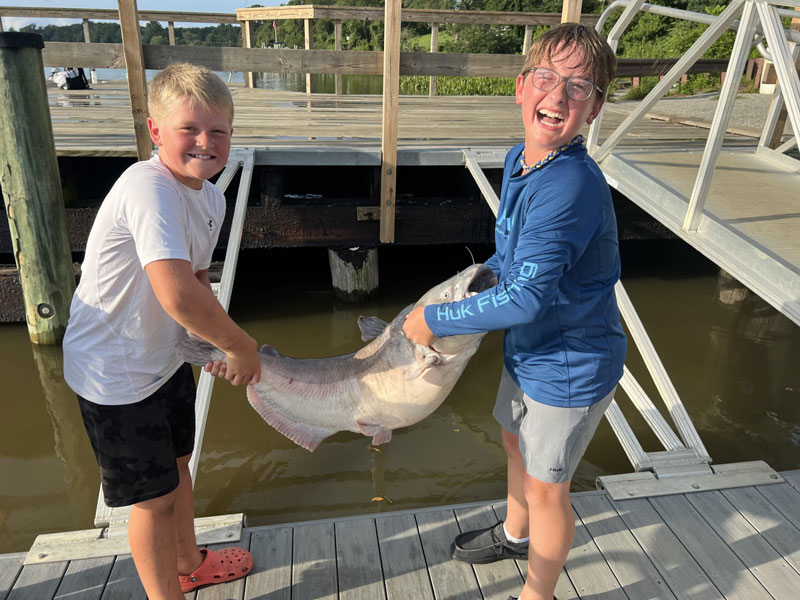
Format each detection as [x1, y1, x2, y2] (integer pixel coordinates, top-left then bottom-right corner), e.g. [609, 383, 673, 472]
[176, 332, 226, 366]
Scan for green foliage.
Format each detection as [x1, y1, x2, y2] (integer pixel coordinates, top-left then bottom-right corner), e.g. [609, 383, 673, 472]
[400, 75, 515, 95]
[19, 20, 240, 47]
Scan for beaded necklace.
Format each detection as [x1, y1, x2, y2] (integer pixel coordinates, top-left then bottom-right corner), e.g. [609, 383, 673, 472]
[519, 135, 585, 175]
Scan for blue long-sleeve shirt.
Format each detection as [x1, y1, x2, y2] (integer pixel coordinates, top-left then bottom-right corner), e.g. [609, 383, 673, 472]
[425, 141, 626, 407]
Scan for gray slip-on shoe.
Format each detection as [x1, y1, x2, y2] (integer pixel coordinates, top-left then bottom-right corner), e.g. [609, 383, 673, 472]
[451, 521, 528, 564]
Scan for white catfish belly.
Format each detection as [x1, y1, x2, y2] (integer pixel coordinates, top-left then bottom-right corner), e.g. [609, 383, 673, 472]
[247, 354, 366, 451]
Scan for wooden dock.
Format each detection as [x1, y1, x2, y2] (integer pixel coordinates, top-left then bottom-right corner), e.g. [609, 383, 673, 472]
[3, 468, 799, 600]
[45, 83, 750, 156]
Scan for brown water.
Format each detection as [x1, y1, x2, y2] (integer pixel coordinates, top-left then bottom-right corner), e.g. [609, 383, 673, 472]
[1, 242, 798, 554]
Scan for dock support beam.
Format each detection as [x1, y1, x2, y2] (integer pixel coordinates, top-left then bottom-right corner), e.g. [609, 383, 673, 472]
[0, 33, 75, 344]
[380, 0, 401, 243]
[328, 248, 379, 303]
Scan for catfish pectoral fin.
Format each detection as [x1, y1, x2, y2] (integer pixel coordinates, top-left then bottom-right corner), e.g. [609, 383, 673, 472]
[407, 347, 441, 380]
[356, 419, 393, 445]
[246, 387, 336, 452]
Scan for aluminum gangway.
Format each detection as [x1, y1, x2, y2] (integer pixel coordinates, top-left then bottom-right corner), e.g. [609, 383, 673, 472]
[591, 0, 800, 327]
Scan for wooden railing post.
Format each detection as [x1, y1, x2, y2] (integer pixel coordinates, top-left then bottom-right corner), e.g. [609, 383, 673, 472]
[380, 0, 401, 244]
[0, 32, 75, 344]
[429, 23, 438, 96]
[523, 24, 533, 56]
[241, 20, 254, 88]
[304, 18, 313, 94]
[168, 21, 176, 46]
[82, 18, 96, 84]
[561, 0, 583, 24]
[335, 19, 342, 95]
[118, 0, 151, 161]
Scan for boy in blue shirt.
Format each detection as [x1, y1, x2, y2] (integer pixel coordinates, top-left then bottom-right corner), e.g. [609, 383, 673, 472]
[403, 24, 625, 600]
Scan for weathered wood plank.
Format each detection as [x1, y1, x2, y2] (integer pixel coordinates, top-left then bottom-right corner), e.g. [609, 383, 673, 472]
[416, 509, 482, 599]
[685, 490, 800, 599]
[7, 562, 67, 600]
[781, 469, 800, 494]
[375, 513, 434, 600]
[562, 506, 625, 599]
[571, 494, 676, 599]
[648, 494, 772, 600]
[53, 557, 114, 600]
[722, 485, 800, 575]
[244, 526, 291, 600]
[117, 0, 150, 161]
[99, 555, 145, 600]
[609, 496, 722, 599]
[292, 522, 337, 600]
[40, 42, 728, 78]
[0, 553, 24, 600]
[754, 480, 800, 529]
[335, 519, 387, 600]
[0, 7, 237, 23]
[454, 505, 523, 600]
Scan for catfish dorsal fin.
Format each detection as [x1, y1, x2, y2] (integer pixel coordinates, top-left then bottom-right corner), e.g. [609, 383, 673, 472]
[357, 316, 389, 342]
[259, 343, 282, 357]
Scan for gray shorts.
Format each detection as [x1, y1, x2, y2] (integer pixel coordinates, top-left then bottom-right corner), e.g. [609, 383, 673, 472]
[493, 366, 615, 484]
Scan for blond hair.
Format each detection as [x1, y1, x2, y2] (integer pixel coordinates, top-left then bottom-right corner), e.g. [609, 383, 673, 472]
[522, 24, 617, 100]
[148, 62, 234, 124]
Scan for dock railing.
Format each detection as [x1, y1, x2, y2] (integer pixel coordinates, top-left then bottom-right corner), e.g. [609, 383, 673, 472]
[589, 0, 800, 232]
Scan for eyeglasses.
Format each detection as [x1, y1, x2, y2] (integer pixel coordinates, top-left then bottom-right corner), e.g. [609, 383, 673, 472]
[522, 67, 601, 102]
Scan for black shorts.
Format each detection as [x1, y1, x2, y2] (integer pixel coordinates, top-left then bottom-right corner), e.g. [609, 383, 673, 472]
[78, 363, 197, 507]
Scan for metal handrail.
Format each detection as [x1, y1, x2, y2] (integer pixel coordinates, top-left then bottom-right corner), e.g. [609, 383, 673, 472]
[590, 0, 800, 234]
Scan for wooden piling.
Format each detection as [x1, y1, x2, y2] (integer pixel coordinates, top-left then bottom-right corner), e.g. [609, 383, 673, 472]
[0, 32, 75, 344]
[328, 248, 379, 303]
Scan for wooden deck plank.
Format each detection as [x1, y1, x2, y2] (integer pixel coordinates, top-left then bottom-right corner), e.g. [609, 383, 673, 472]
[561, 506, 626, 600]
[571, 494, 675, 599]
[648, 494, 772, 600]
[781, 470, 800, 494]
[0, 554, 24, 600]
[334, 518, 387, 600]
[608, 497, 722, 599]
[754, 481, 800, 529]
[415, 509, 482, 599]
[7, 561, 67, 600]
[721, 486, 800, 575]
[53, 556, 114, 600]
[685, 490, 800, 599]
[292, 522, 338, 600]
[98, 555, 144, 600]
[453, 505, 523, 600]
[375, 512, 434, 600]
[6, 475, 800, 600]
[244, 526, 292, 600]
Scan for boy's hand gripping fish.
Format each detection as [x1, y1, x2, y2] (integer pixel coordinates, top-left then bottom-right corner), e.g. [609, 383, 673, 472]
[177, 264, 497, 451]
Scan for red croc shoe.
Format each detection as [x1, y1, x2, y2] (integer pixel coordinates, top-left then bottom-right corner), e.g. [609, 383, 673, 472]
[179, 547, 253, 592]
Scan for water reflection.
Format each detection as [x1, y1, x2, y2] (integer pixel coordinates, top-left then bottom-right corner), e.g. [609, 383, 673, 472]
[0, 243, 798, 554]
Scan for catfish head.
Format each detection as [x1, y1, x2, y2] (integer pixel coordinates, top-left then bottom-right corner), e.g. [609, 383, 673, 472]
[411, 263, 498, 355]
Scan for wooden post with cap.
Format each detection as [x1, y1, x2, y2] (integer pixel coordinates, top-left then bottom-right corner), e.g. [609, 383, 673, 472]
[0, 32, 75, 344]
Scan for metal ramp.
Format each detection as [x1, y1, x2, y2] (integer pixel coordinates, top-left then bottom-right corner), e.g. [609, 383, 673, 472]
[463, 149, 782, 501]
[590, 0, 800, 326]
[25, 149, 255, 564]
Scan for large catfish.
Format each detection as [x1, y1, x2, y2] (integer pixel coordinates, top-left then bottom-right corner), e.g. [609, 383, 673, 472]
[177, 263, 497, 451]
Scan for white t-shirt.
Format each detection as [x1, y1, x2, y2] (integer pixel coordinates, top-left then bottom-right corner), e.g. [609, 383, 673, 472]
[63, 155, 226, 405]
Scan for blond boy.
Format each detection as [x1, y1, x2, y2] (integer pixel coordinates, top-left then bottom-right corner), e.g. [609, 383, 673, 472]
[63, 63, 259, 599]
[404, 25, 625, 600]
